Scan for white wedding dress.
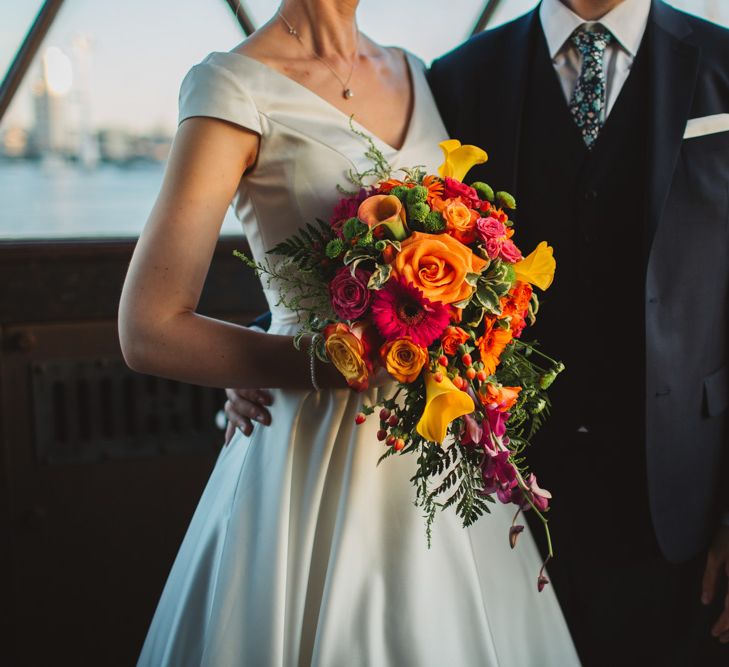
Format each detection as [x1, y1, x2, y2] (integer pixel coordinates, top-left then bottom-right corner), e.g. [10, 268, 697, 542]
[137, 49, 581, 667]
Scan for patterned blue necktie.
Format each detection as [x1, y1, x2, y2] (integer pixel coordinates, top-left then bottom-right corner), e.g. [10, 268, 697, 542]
[568, 24, 614, 148]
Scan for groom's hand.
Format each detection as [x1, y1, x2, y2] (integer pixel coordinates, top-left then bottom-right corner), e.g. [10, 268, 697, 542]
[223, 387, 273, 444]
[702, 525, 729, 642]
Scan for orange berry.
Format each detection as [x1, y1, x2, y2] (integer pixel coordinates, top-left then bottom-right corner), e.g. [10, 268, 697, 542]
[466, 367, 477, 380]
[434, 371, 444, 383]
[438, 355, 448, 366]
[477, 370, 487, 382]
[394, 438, 405, 451]
[462, 353, 472, 367]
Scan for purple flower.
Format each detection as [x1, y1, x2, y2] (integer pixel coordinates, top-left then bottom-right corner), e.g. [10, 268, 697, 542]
[330, 189, 369, 235]
[512, 473, 552, 512]
[485, 407, 509, 438]
[482, 450, 518, 503]
[461, 413, 484, 446]
[329, 267, 372, 320]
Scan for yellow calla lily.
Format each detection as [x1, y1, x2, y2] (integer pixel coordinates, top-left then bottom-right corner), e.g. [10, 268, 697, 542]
[438, 140, 489, 183]
[416, 371, 475, 444]
[513, 241, 556, 291]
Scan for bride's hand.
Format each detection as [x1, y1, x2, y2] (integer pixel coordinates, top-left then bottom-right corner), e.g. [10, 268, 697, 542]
[223, 387, 273, 444]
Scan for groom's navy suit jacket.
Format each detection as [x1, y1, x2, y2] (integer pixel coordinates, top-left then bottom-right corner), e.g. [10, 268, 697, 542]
[429, 0, 729, 563]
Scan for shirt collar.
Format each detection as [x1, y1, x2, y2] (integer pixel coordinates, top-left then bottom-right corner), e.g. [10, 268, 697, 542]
[539, 0, 652, 59]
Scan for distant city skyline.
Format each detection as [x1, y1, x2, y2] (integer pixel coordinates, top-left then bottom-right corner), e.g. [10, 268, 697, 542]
[1, 0, 726, 136]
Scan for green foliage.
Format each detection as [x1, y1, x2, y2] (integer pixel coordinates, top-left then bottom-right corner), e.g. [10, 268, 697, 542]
[496, 190, 517, 210]
[390, 185, 410, 204]
[325, 238, 345, 259]
[406, 185, 428, 204]
[267, 218, 334, 275]
[343, 217, 367, 242]
[423, 211, 446, 233]
[408, 201, 430, 223]
[471, 181, 495, 202]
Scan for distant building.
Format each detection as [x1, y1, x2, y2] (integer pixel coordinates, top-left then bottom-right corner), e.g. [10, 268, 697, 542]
[1, 126, 29, 158]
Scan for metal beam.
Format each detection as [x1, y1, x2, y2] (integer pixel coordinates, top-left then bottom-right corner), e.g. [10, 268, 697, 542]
[0, 0, 67, 124]
[223, 0, 257, 36]
[472, 0, 504, 35]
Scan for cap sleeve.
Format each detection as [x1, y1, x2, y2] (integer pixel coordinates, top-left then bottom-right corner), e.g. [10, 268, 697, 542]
[178, 61, 262, 135]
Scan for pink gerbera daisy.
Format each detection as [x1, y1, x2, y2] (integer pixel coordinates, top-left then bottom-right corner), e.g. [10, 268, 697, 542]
[371, 279, 451, 346]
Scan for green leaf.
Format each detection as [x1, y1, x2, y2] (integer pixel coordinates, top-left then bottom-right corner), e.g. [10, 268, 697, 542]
[367, 263, 392, 290]
[465, 272, 481, 287]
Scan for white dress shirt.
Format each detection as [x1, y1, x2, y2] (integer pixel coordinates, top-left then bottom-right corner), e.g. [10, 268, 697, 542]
[539, 0, 652, 121]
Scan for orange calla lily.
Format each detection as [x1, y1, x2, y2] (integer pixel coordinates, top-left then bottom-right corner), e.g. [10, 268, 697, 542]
[513, 241, 556, 291]
[416, 371, 475, 444]
[357, 194, 408, 241]
[438, 140, 488, 183]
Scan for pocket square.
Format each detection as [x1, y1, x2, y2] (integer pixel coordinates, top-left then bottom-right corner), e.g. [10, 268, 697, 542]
[683, 113, 729, 139]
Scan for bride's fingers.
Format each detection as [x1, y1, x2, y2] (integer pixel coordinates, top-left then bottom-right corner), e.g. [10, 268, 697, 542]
[229, 387, 274, 407]
[228, 392, 271, 426]
[224, 400, 254, 436]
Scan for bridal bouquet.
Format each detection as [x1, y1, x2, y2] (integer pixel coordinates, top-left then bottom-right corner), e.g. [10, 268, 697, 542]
[238, 136, 563, 589]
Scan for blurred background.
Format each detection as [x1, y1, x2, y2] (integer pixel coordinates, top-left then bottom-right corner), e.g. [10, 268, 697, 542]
[0, 1, 727, 664]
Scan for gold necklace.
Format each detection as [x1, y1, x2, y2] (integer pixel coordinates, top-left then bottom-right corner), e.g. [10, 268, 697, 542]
[277, 9, 358, 100]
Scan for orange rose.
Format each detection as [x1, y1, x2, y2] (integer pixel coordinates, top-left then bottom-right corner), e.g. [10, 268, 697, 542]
[442, 198, 478, 244]
[390, 231, 488, 306]
[380, 337, 428, 383]
[324, 323, 371, 391]
[440, 326, 470, 356]
[477, 317, 513, 376]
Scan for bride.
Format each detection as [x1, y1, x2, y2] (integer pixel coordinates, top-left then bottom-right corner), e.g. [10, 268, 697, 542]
[119, 1, 580, 665]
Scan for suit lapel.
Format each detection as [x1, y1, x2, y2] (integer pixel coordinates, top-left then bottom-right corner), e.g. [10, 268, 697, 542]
[646, 1, 700, 252]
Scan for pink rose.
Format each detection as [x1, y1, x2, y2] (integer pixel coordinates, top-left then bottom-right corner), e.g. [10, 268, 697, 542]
[329, 267, 372, 320]
[485, 238, 503, 260]
[475, 216, 506, 242]
[443, 177, 481, 208]
[499, 239, 523, 263]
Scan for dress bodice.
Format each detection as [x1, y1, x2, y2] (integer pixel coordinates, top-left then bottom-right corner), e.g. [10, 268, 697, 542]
[177, 49, 448, 327]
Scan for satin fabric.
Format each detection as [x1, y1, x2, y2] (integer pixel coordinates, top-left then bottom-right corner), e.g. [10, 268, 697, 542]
[137, 50, 581, 667]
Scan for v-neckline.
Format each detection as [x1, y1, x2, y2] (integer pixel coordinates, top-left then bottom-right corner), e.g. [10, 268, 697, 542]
[209, 49, 419, 154]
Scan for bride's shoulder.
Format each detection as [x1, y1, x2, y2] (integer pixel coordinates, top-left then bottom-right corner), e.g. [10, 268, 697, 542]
[381, 46, 427, 77]
[178, 50, 263, 135]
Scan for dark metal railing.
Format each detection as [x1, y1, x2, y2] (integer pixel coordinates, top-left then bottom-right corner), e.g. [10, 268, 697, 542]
[0, 0, 67, 122]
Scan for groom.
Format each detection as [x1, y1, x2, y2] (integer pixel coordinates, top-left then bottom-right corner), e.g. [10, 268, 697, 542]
[427, 0, 729, 664]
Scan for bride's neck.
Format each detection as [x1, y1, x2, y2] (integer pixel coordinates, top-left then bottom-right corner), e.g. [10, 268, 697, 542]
[277, 0, 360, 58]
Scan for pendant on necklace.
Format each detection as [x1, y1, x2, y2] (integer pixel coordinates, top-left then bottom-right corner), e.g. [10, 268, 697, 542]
[343, 88, 354, 100]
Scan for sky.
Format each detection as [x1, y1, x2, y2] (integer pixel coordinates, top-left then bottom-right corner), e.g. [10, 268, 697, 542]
[1, 0, 726, 135]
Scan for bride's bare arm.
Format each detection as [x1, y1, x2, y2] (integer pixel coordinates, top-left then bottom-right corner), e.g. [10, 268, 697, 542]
[118, 117, 343, 390]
